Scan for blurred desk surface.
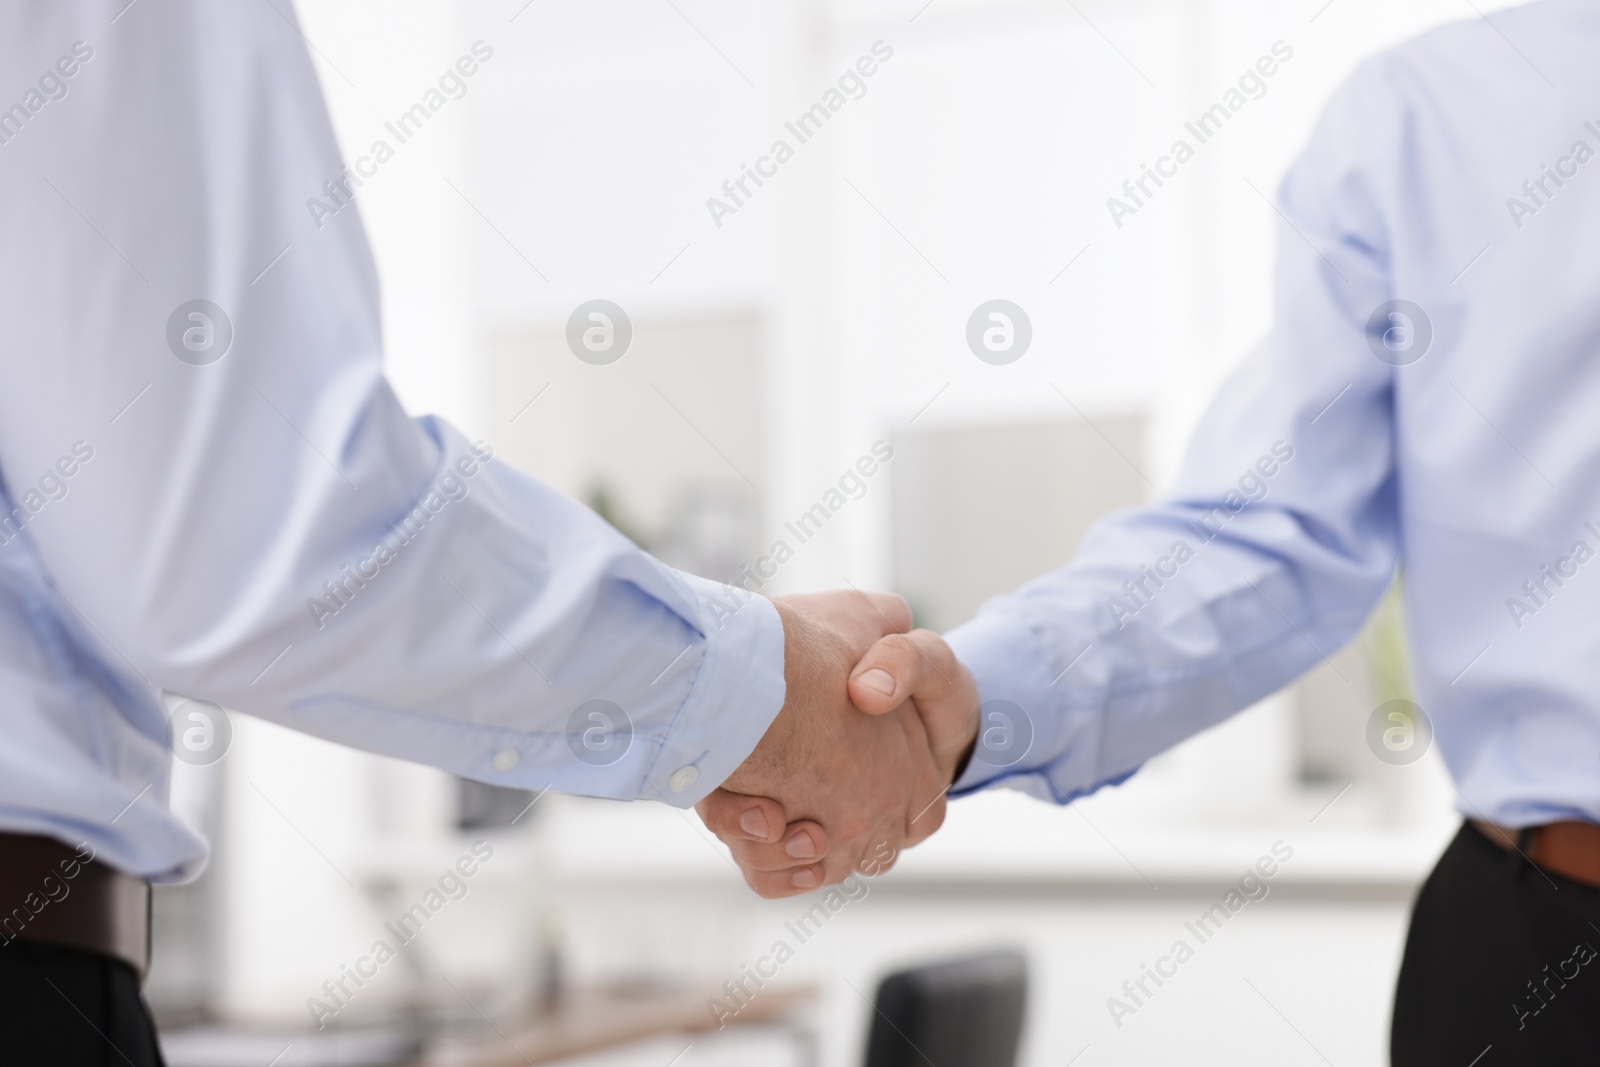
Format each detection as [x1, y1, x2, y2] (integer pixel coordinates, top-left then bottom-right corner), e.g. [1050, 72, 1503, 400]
[416, 984, 818, 1067]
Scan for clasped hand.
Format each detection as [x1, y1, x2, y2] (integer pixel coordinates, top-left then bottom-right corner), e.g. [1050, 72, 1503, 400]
[696, 591, 978, 898]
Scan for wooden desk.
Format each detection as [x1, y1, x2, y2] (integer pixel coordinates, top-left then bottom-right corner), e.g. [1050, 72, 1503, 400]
[417, 984, 818, 1067]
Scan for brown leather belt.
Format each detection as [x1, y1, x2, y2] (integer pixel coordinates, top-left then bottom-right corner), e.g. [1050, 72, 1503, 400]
[0, 831, 150, 981]
[1472, 819, 1600, 889]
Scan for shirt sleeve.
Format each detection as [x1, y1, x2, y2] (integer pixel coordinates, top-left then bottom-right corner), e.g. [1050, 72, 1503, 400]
[0, 1, 783, 807]
[946, 59, 1408, 803]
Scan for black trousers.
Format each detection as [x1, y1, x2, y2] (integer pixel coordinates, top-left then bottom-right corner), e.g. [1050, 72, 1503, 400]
[0, 940, 165, 1066]
[1392, 822, 1600, 1064]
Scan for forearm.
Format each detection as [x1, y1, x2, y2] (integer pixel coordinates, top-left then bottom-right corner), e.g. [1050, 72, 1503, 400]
[0, 1, 785, 806]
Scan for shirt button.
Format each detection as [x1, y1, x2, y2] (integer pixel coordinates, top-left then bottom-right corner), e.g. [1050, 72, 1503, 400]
[667, 766, 700, 793]
[492, 747, 519, 772]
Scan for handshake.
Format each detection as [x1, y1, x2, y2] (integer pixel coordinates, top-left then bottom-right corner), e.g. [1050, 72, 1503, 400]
[696, 591, 980, 898]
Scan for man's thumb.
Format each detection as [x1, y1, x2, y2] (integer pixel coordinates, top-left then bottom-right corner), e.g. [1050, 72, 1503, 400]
[848, 631, 941, 714]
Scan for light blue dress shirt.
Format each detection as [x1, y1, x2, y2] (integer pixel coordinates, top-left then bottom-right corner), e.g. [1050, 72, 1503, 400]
[0, 1, 785, 881]
[950, 1, 1600, 829]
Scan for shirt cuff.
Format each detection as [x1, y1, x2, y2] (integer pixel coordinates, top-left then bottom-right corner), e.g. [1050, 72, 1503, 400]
[944, 609, 1063, 795]
[637, 573, 787, 808]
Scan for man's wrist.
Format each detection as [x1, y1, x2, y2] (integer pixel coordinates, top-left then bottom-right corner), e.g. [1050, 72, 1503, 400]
[721, 599, 804, 796]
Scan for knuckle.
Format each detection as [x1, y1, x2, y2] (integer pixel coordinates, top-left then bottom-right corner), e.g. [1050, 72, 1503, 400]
[910, 628, 951, 663]
[877, 633, 918, 665]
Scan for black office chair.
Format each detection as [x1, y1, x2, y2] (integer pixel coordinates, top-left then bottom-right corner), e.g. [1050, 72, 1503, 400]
[863, 949, 1028, 1067]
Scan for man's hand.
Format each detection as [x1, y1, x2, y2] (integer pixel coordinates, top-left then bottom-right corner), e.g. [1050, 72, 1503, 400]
[696, 593, 979, 897]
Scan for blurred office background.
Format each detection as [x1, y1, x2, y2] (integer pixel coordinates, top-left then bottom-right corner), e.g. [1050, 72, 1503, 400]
[147, 0, 1515, 1064]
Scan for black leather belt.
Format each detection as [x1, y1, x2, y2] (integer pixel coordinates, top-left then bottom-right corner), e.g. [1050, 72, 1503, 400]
[0, 831, 150, 981]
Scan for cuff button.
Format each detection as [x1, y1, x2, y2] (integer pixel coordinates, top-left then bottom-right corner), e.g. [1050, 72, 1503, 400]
[492, 747, 520, 772]
[667, 765, 700, 793]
